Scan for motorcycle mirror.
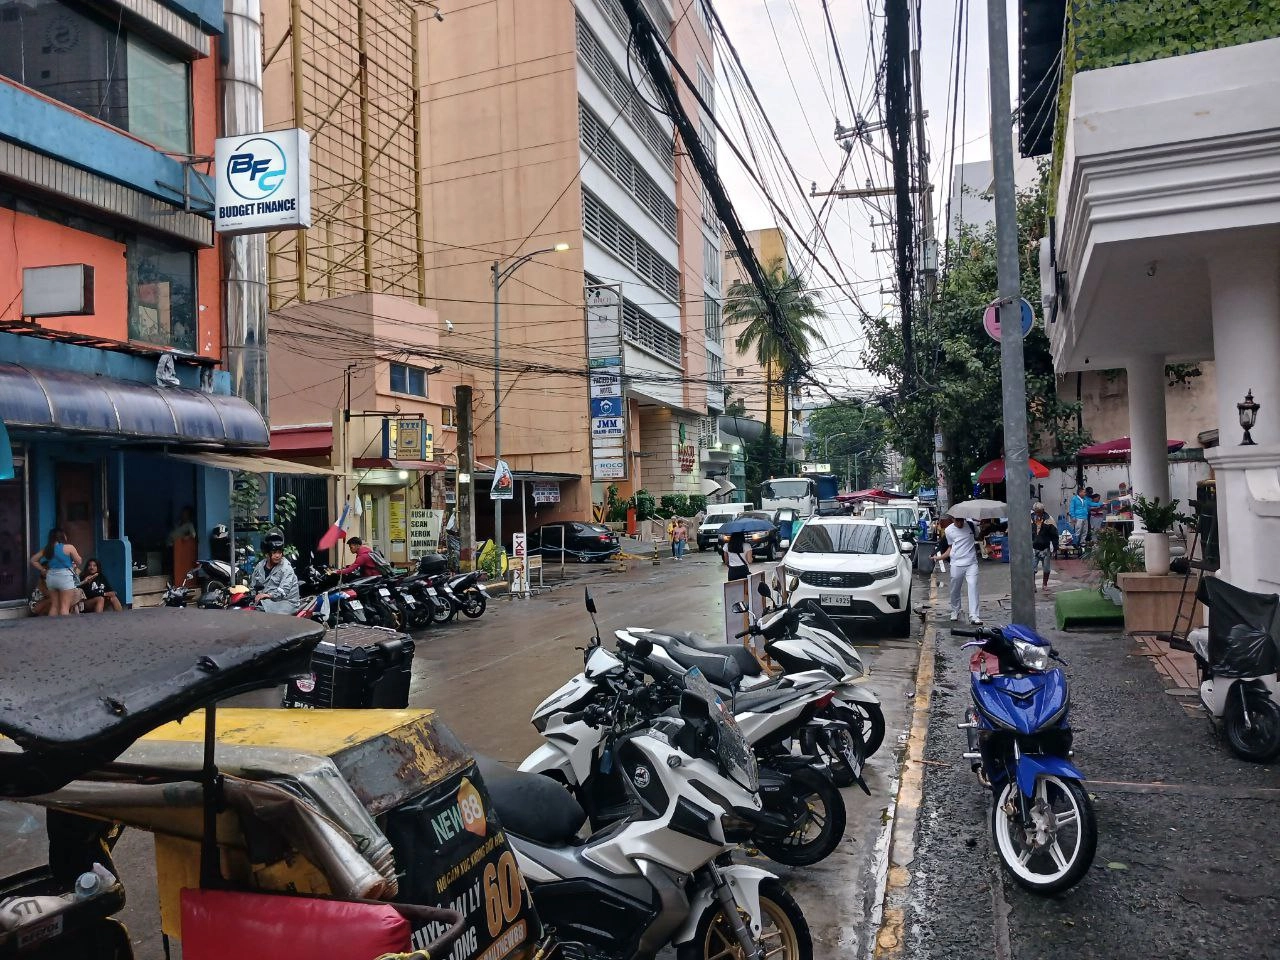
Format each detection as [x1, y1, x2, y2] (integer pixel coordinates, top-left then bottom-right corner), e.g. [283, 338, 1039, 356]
[584, 589, 597, 615]
[758, 581, 772, 598]
[731, 600, 748, 613]
[788, 576, 800, 593]
[632, 639, 654, 659]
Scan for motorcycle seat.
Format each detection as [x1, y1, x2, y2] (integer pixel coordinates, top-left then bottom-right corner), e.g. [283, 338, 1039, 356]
[646, 632, 763, 678]
[654, 645, 745, 690]
[475, 758, 585, 845]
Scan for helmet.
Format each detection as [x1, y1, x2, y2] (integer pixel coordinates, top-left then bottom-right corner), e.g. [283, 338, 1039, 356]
[210, 524, 230, 542]
[263, 529, 286, 552]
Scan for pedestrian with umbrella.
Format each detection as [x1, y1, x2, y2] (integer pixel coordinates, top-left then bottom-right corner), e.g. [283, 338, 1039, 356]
[936, 499, 1005, 624]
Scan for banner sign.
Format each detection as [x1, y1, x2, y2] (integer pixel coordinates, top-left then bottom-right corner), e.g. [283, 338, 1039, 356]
[585, 284, 628, 481]
[491, 459, 514, 501]
[214, 128, 311, 235]
[531, 481, 560, 504]
[408, 508, 441, 558]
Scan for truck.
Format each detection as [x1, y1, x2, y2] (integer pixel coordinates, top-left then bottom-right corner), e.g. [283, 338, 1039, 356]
[760, 474, 842, 519]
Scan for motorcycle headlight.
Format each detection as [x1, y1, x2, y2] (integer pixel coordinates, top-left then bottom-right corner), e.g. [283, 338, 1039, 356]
[1012, 638, 1051, 672]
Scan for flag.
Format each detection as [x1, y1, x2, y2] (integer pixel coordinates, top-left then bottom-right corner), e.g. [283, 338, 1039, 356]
[318, 499, 351, 551]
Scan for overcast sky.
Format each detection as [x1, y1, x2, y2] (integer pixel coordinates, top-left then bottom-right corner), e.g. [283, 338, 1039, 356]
[713, 0, 1013, 395]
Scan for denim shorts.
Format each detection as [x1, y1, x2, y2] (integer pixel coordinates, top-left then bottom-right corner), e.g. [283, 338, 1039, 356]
[46, 568, 77, 592]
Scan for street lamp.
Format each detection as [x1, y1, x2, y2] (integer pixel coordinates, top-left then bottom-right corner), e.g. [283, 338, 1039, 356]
[491, 243, 571, 556]
[822, 432, 848, 461]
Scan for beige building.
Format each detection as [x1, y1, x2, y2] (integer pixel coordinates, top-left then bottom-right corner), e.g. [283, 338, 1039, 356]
[722, 226, 792, 435]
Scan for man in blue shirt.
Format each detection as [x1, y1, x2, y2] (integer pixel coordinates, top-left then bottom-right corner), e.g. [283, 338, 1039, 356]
[1068, 484, 1090, 548]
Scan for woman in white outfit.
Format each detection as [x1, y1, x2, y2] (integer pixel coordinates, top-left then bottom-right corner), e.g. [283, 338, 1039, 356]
[936, 514, 982, 625]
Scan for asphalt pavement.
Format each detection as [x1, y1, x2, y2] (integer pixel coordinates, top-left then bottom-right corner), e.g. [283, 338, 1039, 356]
[898, 564, 1280, 960]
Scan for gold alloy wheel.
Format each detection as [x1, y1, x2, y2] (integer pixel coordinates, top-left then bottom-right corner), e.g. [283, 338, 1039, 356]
[701, 895, 801, 960]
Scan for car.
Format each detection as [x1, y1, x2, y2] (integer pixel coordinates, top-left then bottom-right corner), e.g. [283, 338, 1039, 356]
[526, 522, 621, 562]
[697, 508, 742, 551]
[717, 511, 783, 562]
[777, 516, 913, 636]
[860, 503, 921, 562]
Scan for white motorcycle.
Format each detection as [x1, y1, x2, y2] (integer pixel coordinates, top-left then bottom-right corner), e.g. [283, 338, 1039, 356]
[485, 662, 813, 960]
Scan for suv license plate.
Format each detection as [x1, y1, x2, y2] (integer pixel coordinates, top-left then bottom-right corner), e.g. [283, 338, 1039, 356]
[820, 594, 851, 606]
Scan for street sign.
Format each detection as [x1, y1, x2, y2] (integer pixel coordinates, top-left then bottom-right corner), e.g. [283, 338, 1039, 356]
[983, 298, 1034, 342]
[586, 283, 628, 481]
[590, 372, 622, 398]
[592, 457, 626, 479]
[800, 462, 831, 474]
[590, 396, 624, 418]
[531, 481, 560, 504]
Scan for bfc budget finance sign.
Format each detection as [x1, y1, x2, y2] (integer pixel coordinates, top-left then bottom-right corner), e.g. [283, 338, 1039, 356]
[215, 128, 312, 235]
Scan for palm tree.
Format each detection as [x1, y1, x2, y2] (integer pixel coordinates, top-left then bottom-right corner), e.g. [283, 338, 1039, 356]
[723, 257, 826, 474]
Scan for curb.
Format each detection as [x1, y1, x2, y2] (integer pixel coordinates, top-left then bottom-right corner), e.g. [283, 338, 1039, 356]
[872, 580, 938, 959]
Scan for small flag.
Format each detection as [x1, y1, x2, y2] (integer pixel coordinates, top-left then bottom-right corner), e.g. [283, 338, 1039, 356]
[318, 500, 351, 551]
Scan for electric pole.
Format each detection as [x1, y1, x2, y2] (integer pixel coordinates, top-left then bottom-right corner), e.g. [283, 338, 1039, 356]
[986, 0, 1035, 626]
[455, 384, 475, 572]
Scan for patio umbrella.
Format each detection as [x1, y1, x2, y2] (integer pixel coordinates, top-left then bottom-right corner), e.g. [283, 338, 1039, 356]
[976, 457, 1050, 484]
[948, 499, 1009, 521]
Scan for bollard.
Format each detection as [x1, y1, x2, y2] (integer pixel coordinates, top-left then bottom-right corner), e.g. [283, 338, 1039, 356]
[652, 537, 662, 565]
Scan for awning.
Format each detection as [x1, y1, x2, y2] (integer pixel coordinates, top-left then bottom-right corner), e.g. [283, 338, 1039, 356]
[0, 361, 267, 448]
[977, 457, 1051, 484]
[1077, 436, 1186, 463]
[167, 451, 339, 476]
[353, 457, 445, 473]
[467, 469, 581, 483]
[270, 425, 333, 458]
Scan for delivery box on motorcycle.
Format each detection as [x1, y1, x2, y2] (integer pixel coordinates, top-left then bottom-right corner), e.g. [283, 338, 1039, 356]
[283, 623, 416, 709]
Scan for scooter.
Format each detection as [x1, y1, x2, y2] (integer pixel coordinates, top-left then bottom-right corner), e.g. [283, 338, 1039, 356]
[1191, 577, 1280, 761]
[953, 624, 1097, 894]
[488, 642, 813, 960]
[162, 559, 236, 608]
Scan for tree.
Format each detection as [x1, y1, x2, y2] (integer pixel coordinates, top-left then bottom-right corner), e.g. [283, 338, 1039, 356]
[863, 163, 1088, 504]
[804, 400, 890, 490]
[724, 258, 826, 474]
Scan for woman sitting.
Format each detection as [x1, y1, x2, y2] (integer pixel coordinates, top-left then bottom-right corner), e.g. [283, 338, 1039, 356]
[81, 558, 124, 613]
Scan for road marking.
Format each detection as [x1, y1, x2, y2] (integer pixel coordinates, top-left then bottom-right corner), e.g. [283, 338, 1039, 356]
[872, 576, 937, 960]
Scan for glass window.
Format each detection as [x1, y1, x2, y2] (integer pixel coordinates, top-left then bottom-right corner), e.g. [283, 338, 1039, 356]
[442, 406, 458, 428]
[0, 0, 191, 152]
[127, 236, 196, 351]
[390, 362, 427, 397]
[762, 480, 811, 500]
[792, 523, 896, 556]
[863, 507, 917, 529]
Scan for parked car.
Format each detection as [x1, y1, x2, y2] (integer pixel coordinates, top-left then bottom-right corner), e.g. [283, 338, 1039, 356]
[778, 516, 913, 636]
[860, 503, 921, 562]
[717, 512, 783, 561]
[526, 522, 621, 562]
[697, 507, 746, 551]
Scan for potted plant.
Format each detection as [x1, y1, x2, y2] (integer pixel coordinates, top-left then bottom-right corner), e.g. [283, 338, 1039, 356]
[1089, 527, 1143, 605]
[1131, 494, 1183, 574]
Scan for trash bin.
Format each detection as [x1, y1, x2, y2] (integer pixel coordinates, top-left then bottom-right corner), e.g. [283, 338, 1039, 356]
[1194, 479, 1219, 571]
[283, 624, 415, 709]
[916, 539, 936, 574]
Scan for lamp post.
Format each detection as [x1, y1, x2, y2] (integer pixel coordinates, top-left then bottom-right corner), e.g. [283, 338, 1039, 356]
[491, 243, 569, 559]
[822, 432, 848, 462]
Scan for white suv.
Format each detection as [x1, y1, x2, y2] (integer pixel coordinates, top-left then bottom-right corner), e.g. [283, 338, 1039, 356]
[778, 516, 913, 636]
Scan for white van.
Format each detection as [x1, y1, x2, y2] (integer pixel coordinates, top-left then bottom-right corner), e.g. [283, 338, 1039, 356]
[696, 502, 751, 551]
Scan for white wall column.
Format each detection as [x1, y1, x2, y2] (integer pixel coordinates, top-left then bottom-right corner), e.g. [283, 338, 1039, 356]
[1204, 246, 1280, 592]
[1126, 355, 1171, 527]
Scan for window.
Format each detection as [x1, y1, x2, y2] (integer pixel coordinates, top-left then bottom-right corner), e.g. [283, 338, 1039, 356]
[791, 522, 897, 556]
[575, 14, 673, 163]
[579, 101, 676, 235]
[442, 405, 458, 429]
[0, 0, 192, 152]
[707, 353, 724, 388]
[582, 188, 680, 300]
[390, 362, 427, 397]
[698, 0, 714, 33]
[622, 298, 682, 365]
[698, 119, 716, 163]
[703, 296, 722, 344]
[127, 236, 196, 351]
[697, 63, 714, 113]
[762, 479, 813, 500]
[704, 235, 720, 289]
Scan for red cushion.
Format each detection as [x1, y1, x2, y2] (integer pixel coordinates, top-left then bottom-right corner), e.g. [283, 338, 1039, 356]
[181, 889, 410, 960]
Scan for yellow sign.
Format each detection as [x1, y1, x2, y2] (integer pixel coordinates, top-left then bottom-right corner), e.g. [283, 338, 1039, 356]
[396, 418, 423, 459]
[389, 490, 407, 544]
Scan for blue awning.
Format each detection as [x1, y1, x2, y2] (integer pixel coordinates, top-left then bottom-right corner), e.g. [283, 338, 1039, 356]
[0, 362, 268, 448]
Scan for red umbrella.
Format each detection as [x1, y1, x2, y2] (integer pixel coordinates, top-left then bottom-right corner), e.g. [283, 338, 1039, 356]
[1076, 436, 1185, 462]
[977, 457, 1050, 484]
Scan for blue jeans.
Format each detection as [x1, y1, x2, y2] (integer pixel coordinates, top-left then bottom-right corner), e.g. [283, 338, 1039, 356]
[673, 540, 686, 558]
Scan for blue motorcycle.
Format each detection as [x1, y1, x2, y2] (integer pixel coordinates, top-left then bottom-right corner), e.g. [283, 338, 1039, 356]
[953, 624, 1097, 894]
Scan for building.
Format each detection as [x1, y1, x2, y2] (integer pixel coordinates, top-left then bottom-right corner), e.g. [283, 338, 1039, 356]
[0, 0, 271, 609]
[721, 226, 791, 432]
[1025, 4, 1280, 592]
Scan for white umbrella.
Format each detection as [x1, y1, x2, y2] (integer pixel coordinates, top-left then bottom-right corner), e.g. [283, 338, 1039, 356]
[948, 499, 1008, 521]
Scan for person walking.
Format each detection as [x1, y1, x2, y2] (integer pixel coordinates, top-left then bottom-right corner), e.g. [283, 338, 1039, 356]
[673, 520, 689, 560]
[1068, 485, 1090, 548]
[30, 528, 83, 617]
[935, 514, 981, 624]
[723, 530, 753, 582]
[1031, 503, 1059, 592]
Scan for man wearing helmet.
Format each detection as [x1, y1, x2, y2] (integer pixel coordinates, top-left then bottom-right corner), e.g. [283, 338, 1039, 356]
[250, 530, 301, 614]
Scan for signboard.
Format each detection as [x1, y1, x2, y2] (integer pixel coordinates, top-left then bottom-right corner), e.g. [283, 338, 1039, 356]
[395, 419, 433, 460]
[531, 481, 560, 504]
[983, 298, 1035, 342]
[409, 508, 442, 558]
[388, 489, 407, 554]
[511, 532, 528, 595]
[214, 128, 312, 235]
[800, 462, 832, 474]
[491, 459, 514, 501]
[678, 443, 697, 473]
[586, 283, 628, 481]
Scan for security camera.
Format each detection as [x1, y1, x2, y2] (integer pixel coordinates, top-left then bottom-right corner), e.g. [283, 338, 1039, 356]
[445, 319, 454, 332]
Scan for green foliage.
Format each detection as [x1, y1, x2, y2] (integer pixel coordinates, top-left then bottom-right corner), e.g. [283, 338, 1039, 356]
[689, 494, 708, 514]
[743, 430, 784, 507]
[231, 472, 301, 558]
[477, 539, 506, 579]
[1131, 494, 1189, 534]
[633, 489, 657, 521]
[804, 400, 890, 488]
[659, 494, 693, 517]
[862, 166, 1089, 505]
[1089, 527, 1143, 590]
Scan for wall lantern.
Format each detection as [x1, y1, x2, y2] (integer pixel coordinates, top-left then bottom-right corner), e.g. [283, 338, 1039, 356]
[1238, 389, 1260, 446]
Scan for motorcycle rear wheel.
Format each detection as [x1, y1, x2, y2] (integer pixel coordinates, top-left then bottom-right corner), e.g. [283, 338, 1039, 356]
[753, 770, 846, 867]
[430, 598, 453, 625]
[991, 774, 1096, 895]
[462, 592, 487, 619]
[1223, 690, 1280, 762]
[678, 878, 812, 960]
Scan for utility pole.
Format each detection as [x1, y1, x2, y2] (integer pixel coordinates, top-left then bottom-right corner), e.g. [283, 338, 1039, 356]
[455, 384, 475, 572]
[986, 0, 1035, 626]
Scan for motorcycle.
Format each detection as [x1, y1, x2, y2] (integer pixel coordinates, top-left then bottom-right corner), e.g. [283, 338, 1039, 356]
[953, 624, 1097, 894]
[524, 595, 849, 867]
[435, 570, 490, 621]
[1190, 577, 1280, 761]
[162, 558, 236, 609]
[488, 644, 813, 960]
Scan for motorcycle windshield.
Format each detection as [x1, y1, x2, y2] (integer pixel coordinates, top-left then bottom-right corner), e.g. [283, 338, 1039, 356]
[683, 667, 759, 792]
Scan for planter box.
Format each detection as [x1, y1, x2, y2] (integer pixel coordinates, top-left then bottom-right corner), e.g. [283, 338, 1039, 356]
[1117, 572, 1204, 636]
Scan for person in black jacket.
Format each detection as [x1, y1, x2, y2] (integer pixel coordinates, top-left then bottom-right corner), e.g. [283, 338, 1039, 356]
[1031, 503, 1059, 591]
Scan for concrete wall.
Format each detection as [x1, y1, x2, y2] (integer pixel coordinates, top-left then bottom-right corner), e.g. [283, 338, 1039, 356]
[637, 406, 701, 498]
[1060, 363, 1220, 453]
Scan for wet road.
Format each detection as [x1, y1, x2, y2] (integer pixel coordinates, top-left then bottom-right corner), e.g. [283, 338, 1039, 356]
[0, 548, 926, 960]
[901, 566, 1280, 959]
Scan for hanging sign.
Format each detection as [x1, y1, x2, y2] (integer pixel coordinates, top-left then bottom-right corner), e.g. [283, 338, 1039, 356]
[531, 481, 561, 504]
[982, 298, 1035, 342]
[214, 128, 311, 234]
[395, 419, 433, 460]
[491, 459, 515, 500]
[586, 283, 629, 481]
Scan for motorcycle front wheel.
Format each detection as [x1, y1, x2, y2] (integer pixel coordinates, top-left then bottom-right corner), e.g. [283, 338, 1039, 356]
[678, 877, 812, 960]
[753, 770, 846, 867]
[1223, 689, 1280, 761]
[461, 592, 487, 619]
[991, 774, 1096, 895]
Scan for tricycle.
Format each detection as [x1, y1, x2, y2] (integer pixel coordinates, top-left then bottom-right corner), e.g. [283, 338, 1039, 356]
[0, 609, 540, 960]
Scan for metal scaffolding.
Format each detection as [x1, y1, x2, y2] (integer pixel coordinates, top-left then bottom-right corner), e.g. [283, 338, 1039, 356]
[264, 0, 426, 307]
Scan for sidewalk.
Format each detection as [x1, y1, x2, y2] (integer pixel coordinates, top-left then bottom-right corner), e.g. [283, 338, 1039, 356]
[888, 566, 1280, 960]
